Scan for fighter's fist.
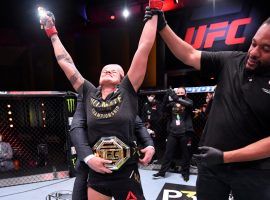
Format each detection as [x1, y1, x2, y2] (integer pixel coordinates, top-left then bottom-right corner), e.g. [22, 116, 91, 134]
[38, 7, 58, 38]
[143, 5, 167, 31]
[143, 6, 155, 22]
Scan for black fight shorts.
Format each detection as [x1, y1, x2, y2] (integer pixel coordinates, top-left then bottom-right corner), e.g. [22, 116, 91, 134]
[87, 164, 145, 200]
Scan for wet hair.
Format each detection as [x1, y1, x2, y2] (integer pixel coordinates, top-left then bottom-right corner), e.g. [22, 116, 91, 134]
[262, 17, 270, 25]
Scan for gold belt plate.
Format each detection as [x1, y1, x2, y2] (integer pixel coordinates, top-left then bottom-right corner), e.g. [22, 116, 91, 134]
[92, 136, 130, 170]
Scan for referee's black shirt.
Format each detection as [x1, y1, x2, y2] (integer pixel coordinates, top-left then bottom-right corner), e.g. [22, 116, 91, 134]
[200, 51, 270, 169]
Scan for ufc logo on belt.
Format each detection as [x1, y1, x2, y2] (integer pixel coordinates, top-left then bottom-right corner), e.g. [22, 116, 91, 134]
[184, 17, 252, 49]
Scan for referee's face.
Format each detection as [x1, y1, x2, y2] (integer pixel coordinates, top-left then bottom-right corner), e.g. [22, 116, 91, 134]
[246, 24, 270, 71]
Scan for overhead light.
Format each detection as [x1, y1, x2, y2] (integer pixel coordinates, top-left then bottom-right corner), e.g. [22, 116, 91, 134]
[38, 7, 47, 18]
[122, 8, 130, 18]
[110, 15, 116, 20]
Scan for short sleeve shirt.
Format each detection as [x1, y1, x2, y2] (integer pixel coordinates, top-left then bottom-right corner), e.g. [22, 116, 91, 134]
[81, 76, 138, 148]
[200, 51, 270, 168]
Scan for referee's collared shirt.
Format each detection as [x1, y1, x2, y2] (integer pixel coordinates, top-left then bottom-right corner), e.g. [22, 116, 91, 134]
[200, 51, 270, 169]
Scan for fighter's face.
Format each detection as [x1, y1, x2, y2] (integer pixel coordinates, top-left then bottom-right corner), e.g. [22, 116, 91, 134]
[246, 24, 270, 71]
[99, 64, 124, 86]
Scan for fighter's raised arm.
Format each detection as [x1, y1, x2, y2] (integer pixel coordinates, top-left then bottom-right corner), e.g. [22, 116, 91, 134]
[127, 6, 158, 92]
[39, 8, 84, 92]
[145, 8, 202, 70]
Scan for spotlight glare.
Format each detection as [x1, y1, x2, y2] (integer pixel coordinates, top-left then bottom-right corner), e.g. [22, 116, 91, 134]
[9, 118, 13, 121]
[122, 8, 130, 18]
[10, 124, 14, 128]
[8, 111, 12, 115]
[38, 7, 47, 18]
[7, 104, 11, 108]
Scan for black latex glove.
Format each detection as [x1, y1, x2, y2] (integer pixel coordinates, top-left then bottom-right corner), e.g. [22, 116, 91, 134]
[193, 146, 224, 166]
[156, 9, 167, 31]
[143, 7, 167, 31]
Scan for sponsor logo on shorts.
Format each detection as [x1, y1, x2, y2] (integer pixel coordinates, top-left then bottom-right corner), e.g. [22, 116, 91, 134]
[126, 191, 137, 200]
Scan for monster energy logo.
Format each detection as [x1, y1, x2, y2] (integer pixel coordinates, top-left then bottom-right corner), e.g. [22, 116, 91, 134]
[66, 98, 75, 113]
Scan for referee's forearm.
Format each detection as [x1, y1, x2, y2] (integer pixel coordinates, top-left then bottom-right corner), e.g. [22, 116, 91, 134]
[224, 136, 270, 163]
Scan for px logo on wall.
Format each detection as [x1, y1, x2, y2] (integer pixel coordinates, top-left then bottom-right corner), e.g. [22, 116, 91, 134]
[156, 183, 196, 200]
[66, 98, 75, 113]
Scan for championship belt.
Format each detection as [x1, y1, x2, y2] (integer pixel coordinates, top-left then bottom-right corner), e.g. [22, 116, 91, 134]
[92, 136, 131, 170]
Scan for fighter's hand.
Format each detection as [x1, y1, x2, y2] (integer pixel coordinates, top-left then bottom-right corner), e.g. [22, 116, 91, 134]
[193, 146, 224, 166]
[143, 6, 152, 22]
[39, 10, 58, 38]
[139, 146, 155, 166]
[87, 156, 113, 174]
[40, 11, 55, 28]
[143, 2, 167, 31]
[144, 0, 163, 21]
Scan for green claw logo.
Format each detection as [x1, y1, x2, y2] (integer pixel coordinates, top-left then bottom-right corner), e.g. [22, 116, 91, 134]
[66, 98, 75, 113]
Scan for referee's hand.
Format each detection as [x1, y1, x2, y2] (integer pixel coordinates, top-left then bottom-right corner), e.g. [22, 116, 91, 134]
[193, 146, 224, 166]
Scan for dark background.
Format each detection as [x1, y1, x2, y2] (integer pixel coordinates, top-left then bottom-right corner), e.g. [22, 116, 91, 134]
[0, 0, 268, 91]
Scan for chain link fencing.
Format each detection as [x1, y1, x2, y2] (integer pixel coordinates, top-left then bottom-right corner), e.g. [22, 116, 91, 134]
[0, 91, 76, 187]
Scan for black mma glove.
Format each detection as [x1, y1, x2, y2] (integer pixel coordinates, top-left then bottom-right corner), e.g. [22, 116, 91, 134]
[193, 146, 224, 166]
[143, 6, 153, 22]
[143, 7, 167, 31]
[40, 10, 58, 38]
